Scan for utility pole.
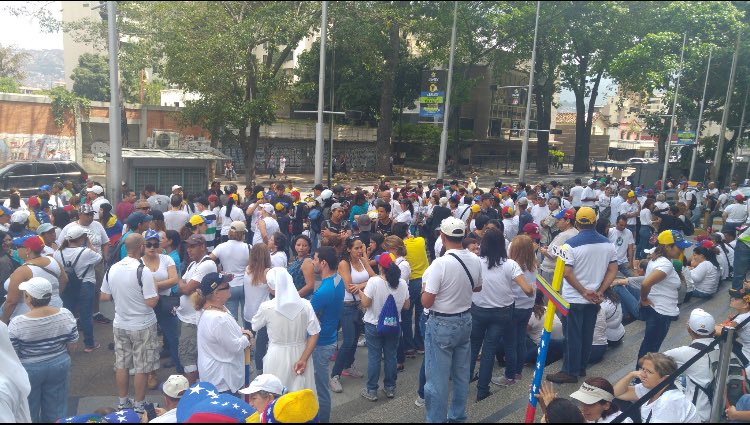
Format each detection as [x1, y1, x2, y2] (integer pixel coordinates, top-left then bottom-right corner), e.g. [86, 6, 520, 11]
[519, 0, 540, 183]
[314, 1, 328, 185]
[730, 83, 749, 182]
[689, 47, 712, 181]
[712, 31, 741, 183]
[328, 34, 336, 187]
[106, 1, 122, 206]
[660, 33, 686, 189]
[437, 1, 457, 179]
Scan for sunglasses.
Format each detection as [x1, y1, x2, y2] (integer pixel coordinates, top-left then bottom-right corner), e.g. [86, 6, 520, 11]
[217, 284, 231, 291]
[145, 242, 160, 249]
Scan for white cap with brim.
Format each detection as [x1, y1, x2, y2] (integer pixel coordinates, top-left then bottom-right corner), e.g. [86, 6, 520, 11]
[689, 308, 715, 336]
[36, 223, 55, 235]
[19, 277, 53, 299]
[172, 185, 182, 192]
[162, 374, 190, 399]
[10, 210, 30, 224]
[570, 382, 614, 405]
[238, 374, 284, 396]
[440, 217, 466, 237]
[65, 224, 88, 241]
[262, 204, 275, 214]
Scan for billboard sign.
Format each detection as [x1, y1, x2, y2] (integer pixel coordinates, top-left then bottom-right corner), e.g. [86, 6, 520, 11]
[419, 70, 447, 119]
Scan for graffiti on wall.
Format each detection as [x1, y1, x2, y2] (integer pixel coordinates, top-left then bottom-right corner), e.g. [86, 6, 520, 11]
[222, 141, 376, 173]
[0, 133, 75, 163]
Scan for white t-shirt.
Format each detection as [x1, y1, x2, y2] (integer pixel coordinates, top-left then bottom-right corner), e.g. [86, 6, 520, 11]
[512, 269, 537, 310]
[570, 185, 584, 207]
[716, 246, 732, 280]
[163, 210, 190, 231]
[395, 210, 413, 225]
[149, 408, 177, 423]
[541, 227, 579, 272]
[610, 196, 625, 224]
[689, 260, 719, 295]
[644, 257, 681, 317]
[472, 258, 522, 309]
[593, 306, 608, 346]
[218, 206, 246, 236]
[56, 221, 109, 254]
[243, 272, 271, 322]
[531, 205, 549, 225]
[598, 193, 612, 210]
[143, 254, 176, 296]
[725, 203, 748, 223]
[634, 383, 699, 423]
[619, 201, 639, 225]
[423, 249, 482, 314]
[664, 338, 717, 422]
[252, 217, 280, 245]
[503, 217, 518, 241]
[581, 186, 596, 207]
[54, 246, 102, 283]
[561, 230, 617, 304]
[362, 276, 409, 325]
[602, 298, 625, 342]
[527, 311, 563, 345]
[101, 257, 158, 331]
[452, 204, 470, 221]
[212, 240, 250, 287]
[197, 309, 250, 393]
[640, 208, 652, 226]
[608, 227, 634, 265]
[271, 251, 288, 268]
[177, 257, 217, 325]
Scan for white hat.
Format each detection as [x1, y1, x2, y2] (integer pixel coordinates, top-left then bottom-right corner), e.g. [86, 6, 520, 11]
[19, 277, 53, 299]
[570, 382, 615, 405]
[65, 224, 88, 241]
[230, 221, 247, 233]
[239, 374, 284, 396]
[10, 210, 30, 223]
[440, 217, 466, 237]
[320, 189, 333, 201]
[172, 185, 182, 192]
[624, 181, 632, 186]
[688, 308, 715, 336]
[262, 204, 275, 214]
[643, 247, 656, 255]
[587, 179, 596, 185]
[86, 185, 104, 195]
[162, 374, 190, 398]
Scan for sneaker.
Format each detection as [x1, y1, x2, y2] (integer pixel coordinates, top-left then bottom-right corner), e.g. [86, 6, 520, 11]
[357, 337, 366, 347]
[329, 375, 343, 393]
[133, 403, 146, 414]
[415, 396, 425, 408]
[546, 372, 578, 384]
[117, 398, 134, 410]
[342, 366, 364, 378]
[384, 387, 395, 398]
[360, 388, 378, 402]
[93, 313, 112, 324]
[491, 376, 516, 387]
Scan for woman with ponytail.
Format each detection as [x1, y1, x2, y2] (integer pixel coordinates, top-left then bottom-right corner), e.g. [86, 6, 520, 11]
[218, 193, 245, 243]
[688, 244, 721, 298]
[357, 252, 409, 401]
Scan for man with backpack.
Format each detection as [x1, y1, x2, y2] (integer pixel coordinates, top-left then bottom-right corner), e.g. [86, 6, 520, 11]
[663, 308, 719, 422]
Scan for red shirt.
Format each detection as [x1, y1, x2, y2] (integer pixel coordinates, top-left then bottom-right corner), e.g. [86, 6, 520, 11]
[116, 201, 134, 222]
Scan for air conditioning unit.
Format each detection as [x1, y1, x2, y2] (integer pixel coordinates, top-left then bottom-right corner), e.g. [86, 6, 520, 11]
[151, 130, 181, 150]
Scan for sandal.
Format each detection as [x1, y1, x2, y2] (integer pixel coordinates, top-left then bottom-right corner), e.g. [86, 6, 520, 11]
[84, 342, 101, 353]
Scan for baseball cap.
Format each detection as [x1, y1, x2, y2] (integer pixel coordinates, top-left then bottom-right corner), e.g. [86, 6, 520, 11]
[627, 191, 636, 198]
[239, 374, 284, 396]
[185, 234, 206, 246]
[144, 229, 160, 241]
[39, 184, 51, 192]
[27, 196, 40, 208]
[522, 223, 541, 240]
[470, 204, 481, 213]
[378, 252, 396, 269]
[162, 375, 190, 399]
[696, 239, 715, 249]
[79, 204, 95, 215]
[688, 308, 715, 336]
[22, 235, 45, 253]
[657, 229, 692, 249]
[199, 272, 233, 297]
[207, 194, 219, 203]
[19, 277, 53, 299]
[440, 217, 466, 237]
[11, 210, 30, 223]
[576, 207, 596, 225]
[262, 203, 275, 214]
[65, 224, 87, 241]
[275, 202, 285, 211]
[554, 208, 575, 220]
[570, 382, 615, 405]
[357, 214, 372, 231]
[188, 215, 207, 227]
[172, 185, 182, 192]
[36, 223, 55, 235]
[736, 194, 745, 202]
[230, 221, 247, 233]
[502, 206, 514, 217]
[126, 211, 153, 228]
[480, 193, 494, 201]
[331, 202, 343, 211]
[587, 179, 596, 185]
[0, 205, 11, 217]
[86, 185, 104, 195]
[290, 190, 300, 200]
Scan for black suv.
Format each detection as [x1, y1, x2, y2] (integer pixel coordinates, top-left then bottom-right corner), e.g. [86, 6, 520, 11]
[0, 160, 89, 198]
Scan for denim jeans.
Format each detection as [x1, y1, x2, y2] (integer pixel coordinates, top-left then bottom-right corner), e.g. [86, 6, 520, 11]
[24, 352, 71, 423]
[61, 280, 96, 348]
[400, 278, 424, 352]
[331, 304, 363, 377]
[691, 290, 714, 299]
[310, 231, 320, 255]
[637, 306, 675, 362]
[417, 312, 428, 400]
[244, 321, 269, 373]
[506, 307, 532, 377]
[561, 303, 600, 375]
[226, 285, 244, 323]
[424, 312, 472, 423]
[691, 206, 703, 227]
[613, 285, 641, 321]
[618, 263, 635, 278]
[365, 323, 399, 392]
[469, 304, 512, 399]
[733, 241, 750, 290]
[636, 226, 653, 260]
[156, 301, 183, 373]
[312, 344, 336, 423]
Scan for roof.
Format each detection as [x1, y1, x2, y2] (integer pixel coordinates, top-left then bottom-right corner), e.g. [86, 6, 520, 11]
[120, 148, 230, 161]
[556, 112, 601, 124]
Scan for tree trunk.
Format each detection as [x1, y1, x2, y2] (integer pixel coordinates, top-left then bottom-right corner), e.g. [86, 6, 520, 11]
[573, 95, 588, 172]
[243, 122, 260, 186]
[375, 18, 400, 175]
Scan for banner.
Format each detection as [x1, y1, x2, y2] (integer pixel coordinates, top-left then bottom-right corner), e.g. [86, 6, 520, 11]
[676, 130, 696, 145]
[419, 70, 447, 119]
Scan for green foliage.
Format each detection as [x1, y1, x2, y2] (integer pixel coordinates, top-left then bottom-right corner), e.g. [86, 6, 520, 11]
[0, 44, 29, 81]
[71, 53, 110, 102]
[46, 86, 91, 128]
[0, 76, 20, 93]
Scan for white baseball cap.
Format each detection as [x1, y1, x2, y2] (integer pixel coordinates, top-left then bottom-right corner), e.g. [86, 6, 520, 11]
[10, 210, 30, 223]
[688, 308, 715, 336]
[19, 277, 53, 299]
[86, 185, 104, 195]
[65, 224, 88, 241]
[262, 203, 275, 214]
[162, 374, 190, 398]
[239, 374, 284, 395]
[172, 185, 182, 192]
[230, 221, 247, 233]
[440, 217, 466, 237]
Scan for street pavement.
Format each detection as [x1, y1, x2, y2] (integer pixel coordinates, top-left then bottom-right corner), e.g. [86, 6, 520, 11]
[68, 278, 733, 422]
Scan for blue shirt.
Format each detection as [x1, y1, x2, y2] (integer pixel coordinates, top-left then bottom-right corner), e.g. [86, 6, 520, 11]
[311, 273, 345, 346]
[119, 230, 133, 260]
[168, 249, 182, 294]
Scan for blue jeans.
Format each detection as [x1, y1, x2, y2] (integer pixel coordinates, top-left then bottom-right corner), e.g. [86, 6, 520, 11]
[614, 285, 641, 321]
[691, 206, 703, 227]
[312, 344, 336, 423]
[469, 304, 513, 399]
[244, 321, 269, 373]
[733, 241, 750, 290]
[561, 303, 599, 375]
[424, 312, 472, 423]
[618, 263, 635, 277]
[691, 290, 714, 299]
[310, 231, 320, 255]
[588, 344, 607, 365]
[61, 281, 96, 348]
[506, 307, 532, 378]
[226, 285, 244, 323]
[637, 306, 675, 362]
[332, 304, 363, 377]
[156, 300, 183, 373]
[25, 352, 71, 423]
[365, 323, 399, 392]
[636, 226, 653, 260]
[400, 278, 424, 352]
[417, 313, 428, 399]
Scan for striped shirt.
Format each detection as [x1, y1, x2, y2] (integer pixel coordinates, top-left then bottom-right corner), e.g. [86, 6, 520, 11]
[201, 210, 218, 252]
[8, 308, 78, 364]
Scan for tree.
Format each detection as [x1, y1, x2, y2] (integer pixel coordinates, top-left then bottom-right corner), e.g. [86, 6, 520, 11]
[71, 53, 109, 101]
[0, 77, 19, 93]
[0, 44, 29, 81]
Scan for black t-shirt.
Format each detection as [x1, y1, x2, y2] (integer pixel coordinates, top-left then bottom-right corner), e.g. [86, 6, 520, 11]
[482, 207, 500, 220]
[653, 211, 687, 233]
[322, 219, 351, 234]
[277, 213, 291, 237]
[375, 219, 394, 236]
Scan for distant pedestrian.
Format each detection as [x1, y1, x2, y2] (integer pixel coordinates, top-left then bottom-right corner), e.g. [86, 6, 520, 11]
[279, 155, 287, 179]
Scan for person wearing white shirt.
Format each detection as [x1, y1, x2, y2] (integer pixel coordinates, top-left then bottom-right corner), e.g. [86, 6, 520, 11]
[581, 179, 598, 208]
[148, 375, 189, 423]
[610, 189, 627, 224]
[688, 246, 720, 297]
[163, 195, 190, 232]
[723, 195, 748, 232]
[501, 206, 518, 241]
[619, 192, 640, 234]
[209, 221, 250, 322]
[569, 179, 585, 208]
[217, 196, 246, 242]
[608, 216, 635, 277]
[530, 197, 549, 226]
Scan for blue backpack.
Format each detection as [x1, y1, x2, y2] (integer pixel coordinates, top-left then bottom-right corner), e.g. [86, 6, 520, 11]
[377, 293, 400, 336]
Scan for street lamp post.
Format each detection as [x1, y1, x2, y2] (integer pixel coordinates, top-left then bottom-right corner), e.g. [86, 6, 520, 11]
[106, 1, 121, 206]
[660, 33, 686, 189]
[689, 47, 712, 181]
[437, 1, 458, 179]
[314, 1, 328, 185]
[519, 0, 540, 183]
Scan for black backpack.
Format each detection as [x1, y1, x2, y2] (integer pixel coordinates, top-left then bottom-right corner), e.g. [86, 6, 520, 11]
[106, 237, 126, 272]
[689, 341, 750, 413]
[60, 247, 91, 284]
[688, 190, 698, 211]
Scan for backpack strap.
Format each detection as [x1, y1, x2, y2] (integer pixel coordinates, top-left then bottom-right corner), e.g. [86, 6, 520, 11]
[448, 253, 475, 289]
[25, 262, 59, 278]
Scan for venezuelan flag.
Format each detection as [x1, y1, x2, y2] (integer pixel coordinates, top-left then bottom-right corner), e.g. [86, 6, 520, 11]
[535, 274, 569, 317]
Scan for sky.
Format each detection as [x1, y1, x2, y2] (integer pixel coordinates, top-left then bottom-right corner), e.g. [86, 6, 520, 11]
[0, 1, 62, 50]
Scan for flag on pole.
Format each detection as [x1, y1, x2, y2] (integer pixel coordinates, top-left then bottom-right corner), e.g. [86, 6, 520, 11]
[535, 273, 569, 316]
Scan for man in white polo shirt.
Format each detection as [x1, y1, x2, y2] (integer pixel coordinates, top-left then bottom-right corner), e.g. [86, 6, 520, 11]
[581, 179, 598, 208]
[547, 207, 617, 384]
[421, 217, 482, 423]
[609, 215, 635, 277]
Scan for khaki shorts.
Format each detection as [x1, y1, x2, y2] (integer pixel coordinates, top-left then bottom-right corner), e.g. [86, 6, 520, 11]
[113, 323, 159, 374]
[178, 321, 198, 373]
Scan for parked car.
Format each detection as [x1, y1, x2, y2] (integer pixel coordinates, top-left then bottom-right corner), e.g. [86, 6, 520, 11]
[627, 157, 649, 165]
[0, 160, 89, 198]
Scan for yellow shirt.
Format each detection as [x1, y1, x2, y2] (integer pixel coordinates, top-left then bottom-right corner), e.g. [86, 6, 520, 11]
[403, 236, 429, 280]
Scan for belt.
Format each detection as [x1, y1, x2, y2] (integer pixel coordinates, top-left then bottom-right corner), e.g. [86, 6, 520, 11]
[429, 309, 470, 318]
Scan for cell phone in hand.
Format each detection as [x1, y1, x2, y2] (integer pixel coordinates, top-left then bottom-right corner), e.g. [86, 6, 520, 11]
[145, 403, 157, 421]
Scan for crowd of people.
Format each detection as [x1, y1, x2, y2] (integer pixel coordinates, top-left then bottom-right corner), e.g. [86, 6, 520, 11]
[0, 173, 749, 423]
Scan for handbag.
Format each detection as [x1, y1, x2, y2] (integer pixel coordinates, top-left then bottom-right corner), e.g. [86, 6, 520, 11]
[158, 294, 181, 316]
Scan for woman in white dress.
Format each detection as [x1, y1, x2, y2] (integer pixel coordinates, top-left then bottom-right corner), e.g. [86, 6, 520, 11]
[251, 268, 321, 395]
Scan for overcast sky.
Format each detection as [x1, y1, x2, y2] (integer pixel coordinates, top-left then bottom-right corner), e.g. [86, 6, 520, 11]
[0, 1, 62, 50]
